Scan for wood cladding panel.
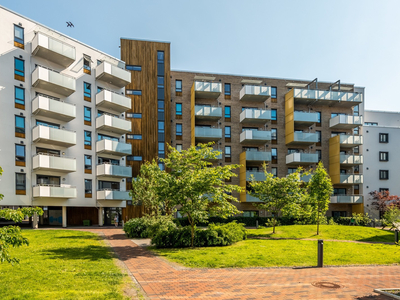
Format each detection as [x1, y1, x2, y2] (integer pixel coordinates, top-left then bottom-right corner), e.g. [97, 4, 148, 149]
[121, 39, 171, 179]
[67, 207, 98, 225]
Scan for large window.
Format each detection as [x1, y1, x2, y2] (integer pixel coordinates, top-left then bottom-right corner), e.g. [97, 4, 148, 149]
[84, 131, 92, 147]
[379, 133, 389, 143]
[15, 115, 25, 135]
[176, 80, 182, 93]
[16, 173, 26, 192]
[15, 144, 26, 165]
[14, 25, 24, 47]
[379, 170, 389, 180]
[176, 124, 182, 136]
[84, 82, 91, 100]
[14, 57, 24, 79]
[379, 152, 389, 162]
[176, 103, 182, 116]
[225, 106, 231, 119]
[84, 106, 91, 123]
[15, 86, 25, 106]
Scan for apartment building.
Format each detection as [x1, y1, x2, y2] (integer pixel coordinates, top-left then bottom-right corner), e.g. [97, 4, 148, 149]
[121, 39, 365, 219]
[363, 110, 400, 218]
[0, 6, 132, 227]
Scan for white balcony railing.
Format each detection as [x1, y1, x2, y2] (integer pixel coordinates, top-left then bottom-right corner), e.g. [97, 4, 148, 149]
[294, 111, 319, 123]
[33, 154, 76, 173]
[194, 81, 222, 98]
[329, 115, 363, 129]
[240, 85, 271, 101]
[286, 153, 318, 165]
[32, 95, 76, 122]
[195, 127, 222, 140]
[293, 88, 363, 104]
[97, 190, 131, 201]
[330, 195, 363, 204]
[96, 114, 131, 135]
[96, 164, 132, 178]
[339, 174, 363, 184]
[240, 130, 271, 143]
[96, 139, 132, 157]
[293, 132, 319, 143]
[96, 90, 131, 113]
[195, 105, 222, 119]
[32, 66, 76, 96]
[240, 109, 271, 123]
[32, 125, 76, 147]
[245, 151, 272, 162]
[33, 185, 77, 198]
[339, 135, 363, 147]
[95, 61, 131, 88]
[340, 155, 363, 165]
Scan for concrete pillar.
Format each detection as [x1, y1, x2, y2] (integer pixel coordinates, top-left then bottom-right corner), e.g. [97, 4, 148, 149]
[98, 207, 103, 227]
[32, 212, 38, 229]
[62, 206, 67, 228]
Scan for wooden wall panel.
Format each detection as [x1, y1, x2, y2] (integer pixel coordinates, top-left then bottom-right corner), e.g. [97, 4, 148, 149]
[67, 207, 98, 225]
[239, 152, 247, 202]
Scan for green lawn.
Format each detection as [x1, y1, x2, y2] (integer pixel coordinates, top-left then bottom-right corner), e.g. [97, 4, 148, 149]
[247, 225, 395, 242]
[152, 239, 400, 268]
[0, 230, 134, 300]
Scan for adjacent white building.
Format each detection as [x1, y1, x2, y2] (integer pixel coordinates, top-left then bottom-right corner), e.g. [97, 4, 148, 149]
[363, 110, 400, 218]
[0, 6, 132, 227]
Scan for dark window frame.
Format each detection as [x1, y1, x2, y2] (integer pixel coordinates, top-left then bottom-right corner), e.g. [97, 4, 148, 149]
[16, 173, 26, 191]
[14, 57, 25, 77]
[84, 130, 92, 146]
[14, 24, 24, 45]
[176, 103, 182, 116]
[15, 86, 25, 105]
[271, 87, 277, 98]
[379, 151, 389, 162]
[84, 106, 91, 122]
[379, 170, 389, 180]
[176, 123, 183, 136]
[84, 82, 91, 98]
[224, 83, 231, 96]
[15, 115, 25, 134]
[224, 106, 231, 118]
[175, 80, 182, 93]
[15, 144, 26, 162]
[379, 133, 389, 143]
[126, 65, 141, 71]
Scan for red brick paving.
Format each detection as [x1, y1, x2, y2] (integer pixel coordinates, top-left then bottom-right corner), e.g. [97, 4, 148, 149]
[79, 228, 397, 299]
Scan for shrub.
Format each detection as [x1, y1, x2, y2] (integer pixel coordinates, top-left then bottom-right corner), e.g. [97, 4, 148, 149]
[333, 213, 372, 226]
[382, 206, 400, 229]
[123, 216, 176, 238]
[151, 221, 247, 248]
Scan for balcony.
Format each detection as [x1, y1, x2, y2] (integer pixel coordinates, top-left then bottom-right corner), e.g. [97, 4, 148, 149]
[95, 61, 131, 88]
[338, 174, 363, 185]
[245, 151, 272, 163]
[340, 155, 363, 165]
[33, 185, 76, 198]
[195, 127, 222, 142]
[292, 88, 362, 107]
[96, 114, 131, 135]
[290, 132, 319, 145]
[32, 125, 76, 147]
[246, 171, 266, 181]
[96, 90, 131, 113]
[194, 105, 222, 120]
[32, 66, 76, 96]
[96, 164, 132, 180]
[339, 135, 363, 148]
[300, 174, 312, 182]
[97, 190, 131, 201]
[245, 194, 262, 202]
[240, 109, 271, 124]
[31, 32, 76, 67]
[96, 139, 132, 157]
[240, 85, 271, 102]
[294, 111, 319, 127]
[32, 95, 76, 122]
[240, 130, 271, 145]
[203, 149, 223, 161]
[33, 154, 76, 173]
[286, 153, 318, 165]
[330, 195, 363, 204]
[329, 115, 362, 130]
[194, 81, 222, 99]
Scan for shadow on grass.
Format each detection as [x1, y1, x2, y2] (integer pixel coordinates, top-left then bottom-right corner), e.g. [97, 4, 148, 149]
[42, 245, 112, 261]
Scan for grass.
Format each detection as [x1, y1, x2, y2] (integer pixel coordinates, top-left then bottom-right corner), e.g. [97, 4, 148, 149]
[152, 239, 400, 268]
[150, 225, 400, 268]
[247, 225, 395, 242]
[0, 230, 135, 300]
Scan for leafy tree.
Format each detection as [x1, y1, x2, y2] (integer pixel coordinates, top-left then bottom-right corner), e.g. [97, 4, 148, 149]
[382, 206, 400, 230]
[0, 167, 43, 264]
[369, 190, 400, 217]
[307, 162, 333, 235]
[154, 143, 243, 247]
[249, 164, 307, 234]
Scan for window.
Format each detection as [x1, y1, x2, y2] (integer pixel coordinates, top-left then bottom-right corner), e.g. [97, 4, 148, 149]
[271, 87, 277, 98]
[379, 170, 389, 180]
[225, 106, 231, 119]
[333, 188, 346, 195]
[379, 152, 389, 161]
[84, 131, 91, 147]
[158, 142, 165, 158]
[127, 156, 143, 161]
[365, 122, 378, 126]
[225, 126, 231, 138]
[84, 82, 91, 100]
[126, 90, 142, 95]
[14, 57, 24, 79]
[353, 105, 359, 116]
[316, 112, 321, 125]
[133, 135, 142, 140]
[287, 168, 297, 174]
[157, 51, 164, 63]
[158, 121, 164, 134]
[353, 127, 359, 135]
[36, 120, 60, 129]
[14, 25, 24, 47]
[271, 109, 277, 122]
[271, 129, 277, 141]
[224, 83, 231, 96]
[243, 211, 258, 217]
[176, 80, 182, 93]
[158, 76, 164, 88]
[85, 179, 92, 196]
[83, 55, 91, 74]
[271, 167, 277, 177]
[379, 188, 389, 193]
[97, 86, 104, 93]
[98, 133, 118, 142]
[15, 144, 25, 165]
[15, 86, 25, 107]
[176, 103, 182, 116]
[379, 133, 389, 143]
[84, 155, 92, 172]
[316, 131, 321, 145]
[176, 124, 182, 136]
[126, 113, 142, 119]
[225, 146, 231, 157]
[16, 173, 26, 192]
[317, 150, 322, 162]
[126, 65, 141, 71]
[354, 146, 359, 154]
[176, 144, 182, 152]
[15, 115, 25, 135]
[271, 148, 277, 162]
[84, 107, 91, 123]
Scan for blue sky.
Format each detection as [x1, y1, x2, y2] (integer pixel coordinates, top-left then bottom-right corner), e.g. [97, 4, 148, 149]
[2, 0, 400, 111]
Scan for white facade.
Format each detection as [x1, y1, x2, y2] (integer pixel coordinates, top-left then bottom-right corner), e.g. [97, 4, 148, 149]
[362, 110, 400, 218]
[0, 6, 132, 224]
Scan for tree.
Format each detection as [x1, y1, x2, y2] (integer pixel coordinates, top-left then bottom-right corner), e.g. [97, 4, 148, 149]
[154, 143, 243, 247]
[382, 205, 400, 230]
[0, 167, 43, 264]
[307, 162, 333, 235]
[249, 164, 307, 234]
[369, 190, 400, 217]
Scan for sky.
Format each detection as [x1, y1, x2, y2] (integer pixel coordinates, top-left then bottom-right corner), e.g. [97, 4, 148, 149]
[2, 0, 400, 111]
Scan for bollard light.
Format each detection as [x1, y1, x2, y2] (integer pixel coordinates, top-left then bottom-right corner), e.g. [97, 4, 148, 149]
[318, 239, 324, 268]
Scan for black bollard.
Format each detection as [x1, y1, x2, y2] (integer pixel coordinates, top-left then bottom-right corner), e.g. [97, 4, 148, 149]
[317, 240, 324, 268]
[256, 220, 259, 229]
[395, 229, 399, 244]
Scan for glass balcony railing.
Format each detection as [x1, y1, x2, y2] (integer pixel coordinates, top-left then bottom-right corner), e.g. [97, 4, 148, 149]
[96, 164, 132, 178]
[96, 90, 131, 113]
[96, 114, 131, 135]
[95, 61, 131, 88]
[294, 111, 319, 123]
[339, 135, 363, 147]
[31, 32, 76, 67]
[96, 139, 132, 157]
[240, 130, 271, 144]
[32, 66, 76, 96]
[194, 81, 222, 99]
[240, 109, 271, 123]
[195, 105, 222, 119]
[195, 127, 222, 140]
[240, 85, 271, 101]
[292, 132, 319, 143]
[339, 174, 363, 184]
[32, 125, 76, 147]
[97, 190, 131, 201]
[329, 115, 363, 129]
[33, 154, 76, 173]
[32, 95, 76, 122]
[286, 153, 318, 165]
[293, 88, 363, 104]
[330, 195, 363, 204]
[245, 151, 272, 162]
[33, 185, 77, 198]
[340, 155, 363, 165]
[246, 171, 266, 181]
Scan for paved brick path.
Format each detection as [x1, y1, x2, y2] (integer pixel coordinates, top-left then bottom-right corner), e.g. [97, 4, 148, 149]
[83, 228, 397, 299]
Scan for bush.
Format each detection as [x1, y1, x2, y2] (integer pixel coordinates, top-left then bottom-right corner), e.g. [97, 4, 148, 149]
[123, 216, 176, 238]
[151, 221, 247, 248]
[333, 213, 372, 226]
